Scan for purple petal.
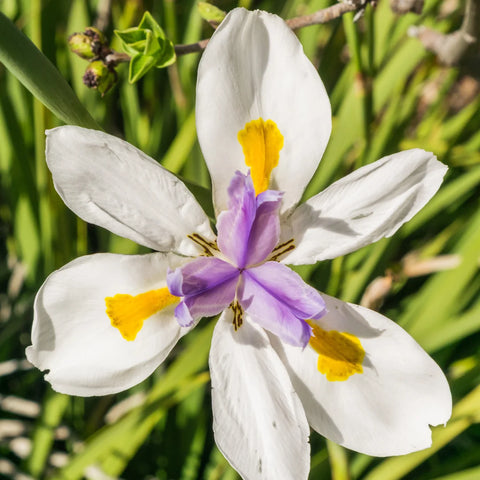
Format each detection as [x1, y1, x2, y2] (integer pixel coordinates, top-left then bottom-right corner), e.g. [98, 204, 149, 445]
[238, 262, 326, 347]
[167, 257, 238, 297]
[216, 172, 256, 268]
[167, 256, 240, 327]
[248, 262, 326, 319]
[175, 274, 239, 326]
[238, 273, 311, 347]
[245, 189, 283, 266]
[174, 301, 194, 327]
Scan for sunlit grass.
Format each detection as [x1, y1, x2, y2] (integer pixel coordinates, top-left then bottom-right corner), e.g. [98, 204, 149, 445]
[1, 0, 479, 479]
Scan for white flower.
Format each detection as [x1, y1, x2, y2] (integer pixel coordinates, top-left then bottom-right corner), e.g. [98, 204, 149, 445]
[26, 8, 452, 479]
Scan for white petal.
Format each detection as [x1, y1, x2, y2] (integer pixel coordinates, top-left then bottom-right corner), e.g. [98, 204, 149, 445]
[26, 253, 190, 396]
[197, 8, 331, 215]
[46, 126, 214, 256]
[210, 310, 310, 479]
[271, 294, 452, 456]
[281, 149, 447, 265]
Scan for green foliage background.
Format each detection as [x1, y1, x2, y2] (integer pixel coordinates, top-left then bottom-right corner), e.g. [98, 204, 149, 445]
[1, 0, 480, 479]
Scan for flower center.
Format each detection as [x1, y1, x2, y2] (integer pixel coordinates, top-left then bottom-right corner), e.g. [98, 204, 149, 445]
[166, 172, 325, 348]
[238, 118, 284, 195]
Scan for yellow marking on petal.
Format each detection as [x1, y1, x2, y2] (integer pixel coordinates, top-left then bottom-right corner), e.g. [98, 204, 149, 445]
[105, 288, 178, 341]
[307, 321, 365, 382]
[238, 118, 284, 195]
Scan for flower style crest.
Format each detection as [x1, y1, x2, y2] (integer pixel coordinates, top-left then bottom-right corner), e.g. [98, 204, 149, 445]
[27, 8, 452, 479]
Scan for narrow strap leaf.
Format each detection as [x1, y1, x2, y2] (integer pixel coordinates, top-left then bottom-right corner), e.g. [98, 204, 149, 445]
[0, 12, 100, 129]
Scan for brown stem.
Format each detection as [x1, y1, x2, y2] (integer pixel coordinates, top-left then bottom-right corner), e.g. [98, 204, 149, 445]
[109, 2, 371, 63]
[285, 2, 360, 30]
[360, 274, 394, 310]
[401, 253, 461, 277]
[104, 51, 131, 66]
[410, 0, 479, 66]
[360, 252, 461, 310]
[94, 0, 112, 32]
[174, 38, 210, 56]
[389, 0, 424, 15]
[175, 1, 370, 56]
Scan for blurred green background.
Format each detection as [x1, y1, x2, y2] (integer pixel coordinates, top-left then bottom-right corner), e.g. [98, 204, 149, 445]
[1, 0, 480, 479]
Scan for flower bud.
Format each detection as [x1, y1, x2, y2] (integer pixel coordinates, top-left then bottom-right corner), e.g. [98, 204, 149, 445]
[197, 2, 226, 24]
[68, 27, 107, 60]
[83, 61, 116, 95]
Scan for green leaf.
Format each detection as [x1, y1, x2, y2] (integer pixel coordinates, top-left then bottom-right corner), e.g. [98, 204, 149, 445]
[116, 29, 161, 57]
[115, 11, 167, 54]
[26, 390, 70, 477]
[143, 30, 161, 56]
[115, 10, 176, 83]
[431, 465, 480, 480]
[197, 2, 227, 23]
[155, 37, 176, 68]
[0, 12, 99, 129]
[128, 53, 157, 83]
[138, 11, 167, 38]
[114, 27, 149, 53]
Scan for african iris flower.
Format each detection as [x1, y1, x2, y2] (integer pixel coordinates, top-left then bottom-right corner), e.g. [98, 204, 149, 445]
[27, 8, 452, 479]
